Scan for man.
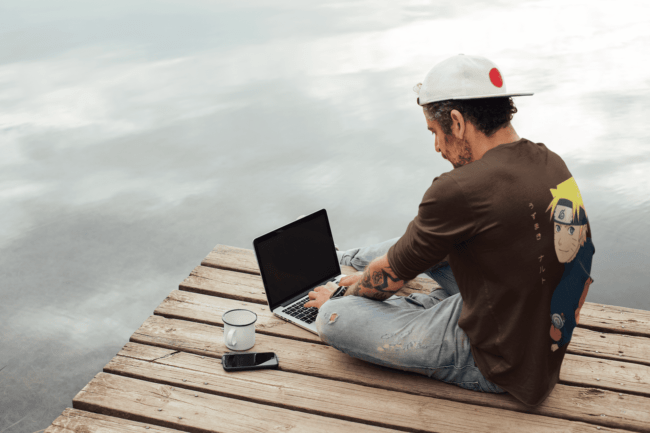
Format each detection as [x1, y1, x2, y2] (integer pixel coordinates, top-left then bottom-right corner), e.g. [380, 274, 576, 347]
[304, 54, 595, 407]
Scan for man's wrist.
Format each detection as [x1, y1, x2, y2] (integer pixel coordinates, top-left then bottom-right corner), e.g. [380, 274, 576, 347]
[329, 286, 347, 299]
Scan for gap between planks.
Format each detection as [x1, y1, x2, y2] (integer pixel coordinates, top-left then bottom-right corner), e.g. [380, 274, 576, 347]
[44, 408, 182, 433]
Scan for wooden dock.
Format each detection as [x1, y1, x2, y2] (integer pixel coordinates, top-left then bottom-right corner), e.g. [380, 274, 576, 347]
[45, 244, 650, 433]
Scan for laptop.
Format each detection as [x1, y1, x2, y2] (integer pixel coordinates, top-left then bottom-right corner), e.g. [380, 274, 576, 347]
[253, 209, 347, 334]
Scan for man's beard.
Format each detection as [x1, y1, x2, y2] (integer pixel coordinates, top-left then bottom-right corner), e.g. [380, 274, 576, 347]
[444, 135, 474, 168]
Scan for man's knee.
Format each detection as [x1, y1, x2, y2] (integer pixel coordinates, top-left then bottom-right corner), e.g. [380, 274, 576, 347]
[316, 298, 350, 343]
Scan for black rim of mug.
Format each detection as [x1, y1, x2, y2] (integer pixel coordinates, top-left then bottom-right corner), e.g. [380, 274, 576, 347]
[222, 309, 258, 327]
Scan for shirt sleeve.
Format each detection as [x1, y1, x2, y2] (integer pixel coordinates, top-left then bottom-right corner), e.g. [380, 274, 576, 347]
[387, 174, 477, 281]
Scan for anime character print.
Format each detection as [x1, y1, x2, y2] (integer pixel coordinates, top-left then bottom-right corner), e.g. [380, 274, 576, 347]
[546, 177, 595, 352]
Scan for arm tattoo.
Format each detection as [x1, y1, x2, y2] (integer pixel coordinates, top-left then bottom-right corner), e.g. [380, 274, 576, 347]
[345, 255, 405, 301]
[370, 269, 401, 291]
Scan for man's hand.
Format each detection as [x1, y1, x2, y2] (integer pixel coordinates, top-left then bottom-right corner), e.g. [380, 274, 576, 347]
[303, 274, 364, 310]
[304, 267, 395, 309]
[304, 281, 338, 310]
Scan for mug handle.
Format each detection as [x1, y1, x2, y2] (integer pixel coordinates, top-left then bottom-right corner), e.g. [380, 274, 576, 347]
[227, 328, 237, 347]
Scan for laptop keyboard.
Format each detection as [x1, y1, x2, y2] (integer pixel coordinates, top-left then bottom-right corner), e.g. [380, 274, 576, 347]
[283, 295, 319, 324]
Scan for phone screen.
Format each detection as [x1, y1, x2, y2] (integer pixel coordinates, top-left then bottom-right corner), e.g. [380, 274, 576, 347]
[223, 352, 276, 368]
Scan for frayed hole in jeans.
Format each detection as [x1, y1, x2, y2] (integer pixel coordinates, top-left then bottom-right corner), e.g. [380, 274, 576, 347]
[328, 313, 338, 324]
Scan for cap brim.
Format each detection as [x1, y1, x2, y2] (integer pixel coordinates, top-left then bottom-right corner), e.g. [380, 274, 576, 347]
[418, 92, 534, 106]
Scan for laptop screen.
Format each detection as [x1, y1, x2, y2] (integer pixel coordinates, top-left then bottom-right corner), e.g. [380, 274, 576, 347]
[253, 209, 341, 310]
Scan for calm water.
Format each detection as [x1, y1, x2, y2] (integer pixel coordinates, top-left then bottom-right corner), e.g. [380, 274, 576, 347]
[1, 1, 649, 431]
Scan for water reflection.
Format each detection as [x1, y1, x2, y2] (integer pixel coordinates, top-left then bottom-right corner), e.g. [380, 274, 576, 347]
[1, 0, 649, 431]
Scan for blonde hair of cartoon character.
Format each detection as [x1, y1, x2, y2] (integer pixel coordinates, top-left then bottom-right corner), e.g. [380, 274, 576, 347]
[546, 178, 588, 263]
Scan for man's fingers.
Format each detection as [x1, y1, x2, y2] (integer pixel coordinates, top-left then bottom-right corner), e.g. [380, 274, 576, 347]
[304, 298, 319, 309]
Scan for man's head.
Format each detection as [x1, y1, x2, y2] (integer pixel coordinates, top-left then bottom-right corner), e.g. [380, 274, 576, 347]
[415, 54, 532, 168]
[422, 97, 519, 168]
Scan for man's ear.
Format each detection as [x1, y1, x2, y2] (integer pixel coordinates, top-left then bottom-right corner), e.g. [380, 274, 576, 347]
[449, 109, 466, 140]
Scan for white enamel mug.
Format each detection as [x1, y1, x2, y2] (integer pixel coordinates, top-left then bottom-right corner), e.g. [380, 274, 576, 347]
[222, 309, 258, 351]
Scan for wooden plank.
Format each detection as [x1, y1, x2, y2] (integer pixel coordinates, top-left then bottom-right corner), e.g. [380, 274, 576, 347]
[201, 244, 260, 275]
[180, 265, 267, 303]
[561, 355, 650, 395]
[130, 315, 650, 403]
[105, 343, 642, 433]
[578, 304, 650, 338]
[201, 244, 650, 337]
[73, 372, 397, 433]
[156, 289, 650, 368]
[45, 408, 182, 433]
[569, 328, 650, 366]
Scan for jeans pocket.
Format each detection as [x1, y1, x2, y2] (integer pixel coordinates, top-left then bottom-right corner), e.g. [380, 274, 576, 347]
[429, 288, 450, 304]
[405, 293, 436, 309]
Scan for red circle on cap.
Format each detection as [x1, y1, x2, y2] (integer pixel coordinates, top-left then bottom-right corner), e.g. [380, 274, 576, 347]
[489, 68, 503, 88]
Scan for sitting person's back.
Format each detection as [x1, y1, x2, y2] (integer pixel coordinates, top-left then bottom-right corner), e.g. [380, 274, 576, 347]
[387, 137, 595, 405]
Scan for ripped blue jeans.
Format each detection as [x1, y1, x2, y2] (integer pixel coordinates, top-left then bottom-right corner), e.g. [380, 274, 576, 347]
[316, 237, 505, 394]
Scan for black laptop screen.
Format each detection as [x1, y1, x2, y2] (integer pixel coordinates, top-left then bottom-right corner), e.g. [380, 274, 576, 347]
[254, 210, 340, 309]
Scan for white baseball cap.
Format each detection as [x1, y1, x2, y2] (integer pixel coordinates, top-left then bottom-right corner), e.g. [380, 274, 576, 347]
[415, 54, 533, 105]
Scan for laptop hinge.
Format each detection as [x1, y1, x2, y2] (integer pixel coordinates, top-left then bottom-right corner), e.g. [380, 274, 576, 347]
[279, 277, 338, 307]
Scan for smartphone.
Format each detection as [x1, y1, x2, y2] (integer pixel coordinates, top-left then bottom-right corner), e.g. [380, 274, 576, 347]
[222, 352, 279, 372]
